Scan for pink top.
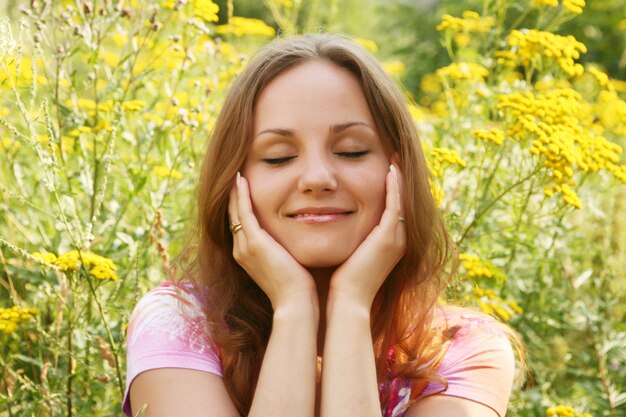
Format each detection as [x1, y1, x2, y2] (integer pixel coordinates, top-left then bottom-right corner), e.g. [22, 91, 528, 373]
[123, 282, 515, 417]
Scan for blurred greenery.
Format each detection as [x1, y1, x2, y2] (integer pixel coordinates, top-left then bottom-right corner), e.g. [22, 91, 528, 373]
[0, 1, 625, 416]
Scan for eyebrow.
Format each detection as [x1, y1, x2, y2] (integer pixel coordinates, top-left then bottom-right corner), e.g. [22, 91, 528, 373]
[254, 121, 376, 138]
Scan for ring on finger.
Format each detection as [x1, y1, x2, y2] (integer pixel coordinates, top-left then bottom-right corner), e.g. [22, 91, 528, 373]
[398, 216, 405, 223]
[230, 223, 242, 234]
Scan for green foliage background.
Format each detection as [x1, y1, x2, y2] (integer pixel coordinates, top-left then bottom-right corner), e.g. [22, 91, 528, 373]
[0, 0, 625, 416]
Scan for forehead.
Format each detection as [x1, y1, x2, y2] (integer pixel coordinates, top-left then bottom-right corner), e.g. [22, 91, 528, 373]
[252, 60, 376, 133]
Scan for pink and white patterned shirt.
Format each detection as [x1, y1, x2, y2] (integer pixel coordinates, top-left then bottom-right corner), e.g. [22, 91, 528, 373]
[123, 282, 515, 417]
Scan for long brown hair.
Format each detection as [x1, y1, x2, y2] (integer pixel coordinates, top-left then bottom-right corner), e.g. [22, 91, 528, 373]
[181, 33, 454, 414]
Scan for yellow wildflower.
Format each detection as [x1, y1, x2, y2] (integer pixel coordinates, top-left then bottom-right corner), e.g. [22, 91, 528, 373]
[460, 253, 494, 278]
[453, 33, 471, 47]
[0, 137, 20, 152]
[437, 11, 496, 33]
[594, 91, 626, 136]
[613, 79, 626, 92]
[497, 88, 626, 208]
[429, 147, 467, 178]
[143, 113, 165, 126]
[0, 306, 38, 334]
[111, 33, 129, 47]
[588, 67, 614, 91]
[355, 38, 378, 53]
[191, 0, 219, 22]
[268, 0, 293, 7]
[122, 100, 146, 112]
[216, 17, 275, 37]
[420, 73, 442, 94]
[469, 287, 521, 321]
[33, 251, 58, 264]
[546, 405, 592, 417]
[563, 0, 585, 14]
[68, 126, 93, 136]
[152, 165, 183, 180]
[54, 250, 119, 281]
[472, 128, 505, 145]
[436, 62, 489, 82]
[407, 103, 429, 122]
[382, 61, 406, 77]
[534, 0, 558, 6]
[161, 0, 219, 22]
[429, 179, 444, 207]
[505, 29, 587, 77]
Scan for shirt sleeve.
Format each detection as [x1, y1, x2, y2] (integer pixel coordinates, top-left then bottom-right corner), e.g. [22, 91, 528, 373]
[420, 311, 516, 417]
[122, 282, 223, 417]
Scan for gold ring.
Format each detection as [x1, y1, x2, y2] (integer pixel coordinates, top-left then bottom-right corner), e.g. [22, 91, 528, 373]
[230, 223, 242, 234]
[398, 216, 405, 223]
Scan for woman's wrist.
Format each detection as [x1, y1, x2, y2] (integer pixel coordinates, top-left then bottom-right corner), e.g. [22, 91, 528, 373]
[272, 291, 320, 325]
[325, 289, 371, 322]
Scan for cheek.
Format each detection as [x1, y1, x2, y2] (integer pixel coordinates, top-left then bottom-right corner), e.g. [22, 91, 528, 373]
[244, 173, 286, 227]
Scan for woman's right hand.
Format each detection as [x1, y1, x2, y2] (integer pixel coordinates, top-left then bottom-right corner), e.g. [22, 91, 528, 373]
[229, 173, 318, 311]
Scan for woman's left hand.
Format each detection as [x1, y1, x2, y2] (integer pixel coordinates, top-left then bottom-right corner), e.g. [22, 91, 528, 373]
[328, 164, 407, 310]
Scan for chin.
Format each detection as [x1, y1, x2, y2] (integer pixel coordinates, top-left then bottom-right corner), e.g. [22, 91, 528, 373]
[292, 249, 351, 269]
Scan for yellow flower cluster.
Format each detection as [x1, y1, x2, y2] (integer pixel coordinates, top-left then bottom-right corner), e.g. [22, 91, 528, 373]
[436, 11, 496, 33]
[504, 30, 587, 77]
[546, 405, 592, 417]
[0, 306, 38, 334]
[534, 0, 558, 6]
[152, 165, 183, 180]
[383, 61, 406, 77]
[269, 0, 294, 7]
[469, 288, 523, 321]
[216, 17, 276, 37]
[161, 0, 219, 22]
[563, 0, 585, 14]
[429, 179, 445, 207]
[534, 0, 585, 13]
[472, 128, 505, 145]
[355, 38, 378, 53]
[436, 62, 490, 82]
[587, 67, 614, 91]
[121, 100, 146, 112]
[459, 253, 494, 278]
[595, 91, 626, 136]
[429, 147, 467, 178]
[497, 89, 626, 208]
[33, 250, 119, 281]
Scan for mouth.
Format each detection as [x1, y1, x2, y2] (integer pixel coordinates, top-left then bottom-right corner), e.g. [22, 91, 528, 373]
[287, 208, 354, 223]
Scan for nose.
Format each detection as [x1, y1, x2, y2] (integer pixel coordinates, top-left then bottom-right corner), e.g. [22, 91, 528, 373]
[297, 152, 338, 194]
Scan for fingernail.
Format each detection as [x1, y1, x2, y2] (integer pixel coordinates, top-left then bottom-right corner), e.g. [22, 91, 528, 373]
[389, 164, 398, 180]
[236, 171, 241, 186]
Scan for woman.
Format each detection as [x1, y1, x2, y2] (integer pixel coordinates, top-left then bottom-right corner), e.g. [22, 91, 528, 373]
[123, 34, 517, 417]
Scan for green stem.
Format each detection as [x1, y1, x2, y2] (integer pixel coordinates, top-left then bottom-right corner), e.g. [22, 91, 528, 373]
[457, 166, 542, 246]
[85, 274, 124, 397]
[66, 275, 74, 417]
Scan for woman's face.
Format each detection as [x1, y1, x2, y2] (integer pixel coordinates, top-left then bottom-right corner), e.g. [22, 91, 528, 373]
[242, 60, 390, 268]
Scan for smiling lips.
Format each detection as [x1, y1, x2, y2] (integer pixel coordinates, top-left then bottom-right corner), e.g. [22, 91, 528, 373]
[288, 208, 354, 223]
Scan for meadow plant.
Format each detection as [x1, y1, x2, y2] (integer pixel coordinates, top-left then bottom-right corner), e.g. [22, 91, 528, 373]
[0, 0, 625, 416]
[418, 1, 626, 415]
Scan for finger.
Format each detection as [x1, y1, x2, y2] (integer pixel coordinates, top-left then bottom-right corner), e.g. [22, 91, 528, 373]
[379, 164, 403, 230]
[228, 178, 240, 225]
[236, 174, 262, 236]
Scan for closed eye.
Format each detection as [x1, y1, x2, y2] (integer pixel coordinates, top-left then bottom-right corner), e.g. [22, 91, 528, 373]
[337, 150, 370, 158]
[262, 156, 296, 165]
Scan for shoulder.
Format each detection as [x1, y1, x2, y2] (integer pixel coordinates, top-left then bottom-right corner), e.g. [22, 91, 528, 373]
[123, 281, 223, 416]
[126, 281, 213, 354]
[419, 305, 517, 417]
